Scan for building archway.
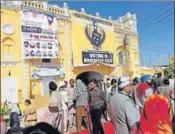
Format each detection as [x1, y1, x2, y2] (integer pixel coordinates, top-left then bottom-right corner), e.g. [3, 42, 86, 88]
[76, 71, 104, 85]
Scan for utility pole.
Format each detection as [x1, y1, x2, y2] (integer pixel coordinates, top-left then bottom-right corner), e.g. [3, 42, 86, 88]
[141, 54, 144, 66]
[149, 56, 152, 67]
[157, 53, 160, 66]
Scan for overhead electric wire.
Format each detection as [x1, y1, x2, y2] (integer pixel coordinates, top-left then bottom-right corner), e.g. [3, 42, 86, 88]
[138, 2, 174, 65]
[143, 10, 174, 32]
[144, 15, 174, 34]
[144, 6, 174, 28]
[139, 46, 171, 54]
[143, 23, 174, 38]
[143, 1, 172, 26]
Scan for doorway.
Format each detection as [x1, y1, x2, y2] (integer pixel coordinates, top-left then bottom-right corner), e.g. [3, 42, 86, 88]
[76, 71, 104, 85]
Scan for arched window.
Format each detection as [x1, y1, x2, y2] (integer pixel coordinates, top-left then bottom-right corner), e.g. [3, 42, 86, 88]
[124, 35, 130, 46]
[118, 51, 125, 65]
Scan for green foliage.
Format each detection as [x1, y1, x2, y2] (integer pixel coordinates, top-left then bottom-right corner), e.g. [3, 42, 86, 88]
[164, 63, 175, 78]
[0, 101, 10, 117]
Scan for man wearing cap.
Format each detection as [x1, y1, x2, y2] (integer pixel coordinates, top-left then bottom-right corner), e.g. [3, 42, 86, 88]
[135, 74, 154, 113]
[110, 77, 140, 134]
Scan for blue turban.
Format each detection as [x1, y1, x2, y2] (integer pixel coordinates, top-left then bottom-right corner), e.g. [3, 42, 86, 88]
[140, 74, 151, 82]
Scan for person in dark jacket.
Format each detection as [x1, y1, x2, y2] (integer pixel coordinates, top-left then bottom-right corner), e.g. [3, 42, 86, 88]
[88, 79, 108, 134]
[7, 103, 22, 134]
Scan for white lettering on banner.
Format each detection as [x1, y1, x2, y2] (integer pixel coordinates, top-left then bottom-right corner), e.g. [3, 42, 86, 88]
[20, 8, 59, 59]
[82, 51, 113, 64]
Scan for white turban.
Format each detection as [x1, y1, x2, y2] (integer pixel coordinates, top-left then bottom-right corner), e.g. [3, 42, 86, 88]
[58, 81, 66, 88]
[119, 77, 130, 88]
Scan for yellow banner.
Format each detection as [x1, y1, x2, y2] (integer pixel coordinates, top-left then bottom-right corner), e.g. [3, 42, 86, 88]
[71, 11, 115, 66]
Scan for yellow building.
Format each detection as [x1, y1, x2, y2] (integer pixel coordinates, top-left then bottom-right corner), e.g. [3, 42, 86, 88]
[1, 1, 154, 109]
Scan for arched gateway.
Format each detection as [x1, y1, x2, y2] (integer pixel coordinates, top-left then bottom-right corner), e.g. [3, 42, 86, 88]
[76, 71, 104, 85]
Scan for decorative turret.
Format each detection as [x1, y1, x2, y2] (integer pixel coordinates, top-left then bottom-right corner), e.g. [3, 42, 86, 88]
[42, 1, 48, 10]
[63, 2, 69, 16]
[120, 12, 137, 33]
[108, 16, 112, 20]
[96, 12, 100, 17]
[81, 8, 86, 13]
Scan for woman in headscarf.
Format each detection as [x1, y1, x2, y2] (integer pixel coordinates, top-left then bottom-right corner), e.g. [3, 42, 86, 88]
[131, 94, 173, 134]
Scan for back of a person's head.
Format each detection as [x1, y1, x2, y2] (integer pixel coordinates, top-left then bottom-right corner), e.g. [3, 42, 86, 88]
[22, 122, 60, 134]
[118, 77, 130, 91]
[49, 81, 57, 91]
[157, 72, 162, 78]
[140, 74, 151, 82]
[111, 79, 117, 85]
[106, 78, 110, 81]
[25, 99, 31, 105]
[89, 79, 97, 84]
[132, 77, 140, 85]
[168, 74, 173, 79]
[163, 78, 170, 86]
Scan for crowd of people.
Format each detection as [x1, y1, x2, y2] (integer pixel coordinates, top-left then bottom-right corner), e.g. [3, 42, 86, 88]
[1, 73, 174, 134]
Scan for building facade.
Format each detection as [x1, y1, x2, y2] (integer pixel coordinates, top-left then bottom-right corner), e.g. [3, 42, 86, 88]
[1, 1, 143, 108]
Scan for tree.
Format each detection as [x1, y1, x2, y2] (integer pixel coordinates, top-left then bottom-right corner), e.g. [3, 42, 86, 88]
[164, 63, 175, 78]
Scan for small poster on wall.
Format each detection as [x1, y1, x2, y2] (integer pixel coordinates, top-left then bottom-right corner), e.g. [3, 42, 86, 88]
[30, 62, 65, 80]
[20, 7, 59, 59]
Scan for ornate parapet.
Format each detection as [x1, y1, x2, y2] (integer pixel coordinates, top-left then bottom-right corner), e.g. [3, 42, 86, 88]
[113, 12, 137, 34]
[1, 1, 71, 21]
[1, 1, 21, 10]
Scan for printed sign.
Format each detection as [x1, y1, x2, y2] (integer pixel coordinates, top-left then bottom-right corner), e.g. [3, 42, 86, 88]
[30, 62, 65, 80]
[71, 11, 115, 66]
[82, 51, 113, 64]
[85, 21, 105, 49]
[20, 8, 59, 59]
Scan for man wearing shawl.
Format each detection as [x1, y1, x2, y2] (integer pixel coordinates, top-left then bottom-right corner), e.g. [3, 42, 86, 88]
[74, 79, 90, 133]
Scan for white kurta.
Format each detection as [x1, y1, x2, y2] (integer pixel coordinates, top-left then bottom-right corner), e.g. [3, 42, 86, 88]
[67, 86, 76, 127]
[59, 90, 68, 132]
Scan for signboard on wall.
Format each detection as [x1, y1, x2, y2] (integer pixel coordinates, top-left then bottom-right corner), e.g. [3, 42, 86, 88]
[82, 51, 113, 64]
[30, 62, 65, 80]
[70, 11, 115, 66]
[20, 7, 59, 59]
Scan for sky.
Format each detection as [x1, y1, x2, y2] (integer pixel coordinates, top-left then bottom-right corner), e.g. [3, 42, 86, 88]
[48, 1, 174, 66]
